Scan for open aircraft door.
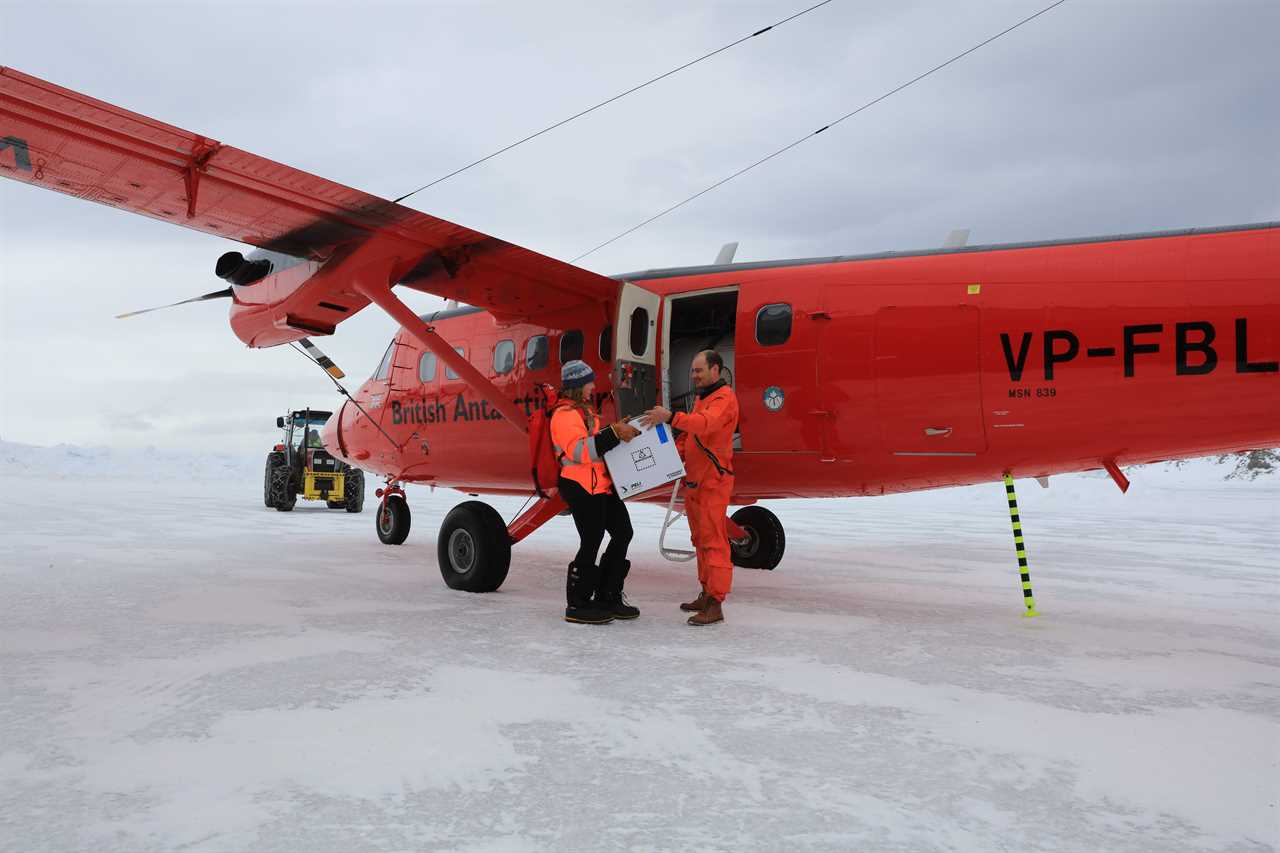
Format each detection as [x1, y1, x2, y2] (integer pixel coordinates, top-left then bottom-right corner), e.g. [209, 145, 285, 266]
[613, 282, 662, 419]
[874, 305, 988, 455]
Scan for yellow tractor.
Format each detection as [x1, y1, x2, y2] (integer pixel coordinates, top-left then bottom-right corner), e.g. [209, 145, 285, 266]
[263, 408, 365, 512]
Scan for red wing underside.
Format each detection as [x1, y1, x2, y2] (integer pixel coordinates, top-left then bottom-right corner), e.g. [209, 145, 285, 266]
[0, 67, 617, 322]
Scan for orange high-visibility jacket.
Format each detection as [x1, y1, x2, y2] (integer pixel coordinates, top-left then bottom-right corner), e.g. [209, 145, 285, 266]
[551, 402, 614, 495]
[672, 382, 739, 482]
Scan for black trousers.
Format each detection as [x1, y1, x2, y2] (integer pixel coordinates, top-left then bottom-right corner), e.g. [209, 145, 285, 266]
[558, 476, 633, 574]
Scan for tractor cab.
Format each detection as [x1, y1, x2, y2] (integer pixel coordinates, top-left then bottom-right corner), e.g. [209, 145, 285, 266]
[264, 408, 365, 512]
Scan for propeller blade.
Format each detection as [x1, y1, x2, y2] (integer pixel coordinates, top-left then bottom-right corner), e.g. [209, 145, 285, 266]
[298, 337, 346, 379]
[115, 287, 233, 320]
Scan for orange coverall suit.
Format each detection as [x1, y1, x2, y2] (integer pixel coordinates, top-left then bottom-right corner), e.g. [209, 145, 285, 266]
[672, 382, 739, 602]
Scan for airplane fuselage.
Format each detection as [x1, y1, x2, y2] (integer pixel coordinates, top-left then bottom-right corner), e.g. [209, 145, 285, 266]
[325, 223, 1279, 501]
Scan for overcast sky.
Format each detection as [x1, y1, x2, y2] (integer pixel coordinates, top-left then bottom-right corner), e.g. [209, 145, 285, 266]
[1, 0, 1276, 454]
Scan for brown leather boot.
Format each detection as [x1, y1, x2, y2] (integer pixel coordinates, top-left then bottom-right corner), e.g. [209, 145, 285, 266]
[680, 590, 711, 612]
[687, 597, 724, 626]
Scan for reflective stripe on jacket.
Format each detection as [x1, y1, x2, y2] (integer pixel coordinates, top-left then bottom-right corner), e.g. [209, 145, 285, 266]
[550, 402, 613, 495]
[672, 382, 738, 482]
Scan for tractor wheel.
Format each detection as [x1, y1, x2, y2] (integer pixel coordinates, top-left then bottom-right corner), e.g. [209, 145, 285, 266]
[730, 506, 785, 570]
[326, 500, 345, 509]
[263, 451, 286, 507]
[343, 468, 365, 513]
[376, 495, 411, 545]
[269, 465, 296, 512]
[437, 501, 511, 593]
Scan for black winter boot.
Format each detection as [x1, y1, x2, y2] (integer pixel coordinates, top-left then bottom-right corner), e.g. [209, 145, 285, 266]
[596, 559, 639, 620]
[564, 562, 614, 624]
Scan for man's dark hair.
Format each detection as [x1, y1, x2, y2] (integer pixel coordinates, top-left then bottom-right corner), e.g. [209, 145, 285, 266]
[700, 350, 724, 373]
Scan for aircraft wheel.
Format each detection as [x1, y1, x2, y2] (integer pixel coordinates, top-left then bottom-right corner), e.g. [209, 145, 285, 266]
[343, 468, 365, 513]
[376, 495, 411, 544]
[263, 451, 286, 507]
[269, 465, 296, 512]
[730, 506, 785, 570]
[437, 501, 511, 593]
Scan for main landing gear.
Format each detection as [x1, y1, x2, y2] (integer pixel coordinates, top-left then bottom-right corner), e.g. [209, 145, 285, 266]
[374, 484, 786, 595]
[373, 480, 518, 593]
[659, 482, 786, 571]
[437, 501, 511, 592]
[728, 505, 786, 571]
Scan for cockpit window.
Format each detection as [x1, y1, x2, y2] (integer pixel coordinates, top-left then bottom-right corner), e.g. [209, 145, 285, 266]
[374, 341, 395, 380]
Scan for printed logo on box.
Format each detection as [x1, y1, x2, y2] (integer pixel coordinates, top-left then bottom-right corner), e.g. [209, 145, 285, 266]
[631, 447, 656, 471]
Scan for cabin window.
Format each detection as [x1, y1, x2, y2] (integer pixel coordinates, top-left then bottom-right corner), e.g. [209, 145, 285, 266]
[599, 325, 613, 361]
[629, 308, 650, 357]
[526, 335, 549, 370]
[755, 303, 792, 346]
[374, 340, 395, 380]
[560, 330, 584, 364]
[418, 352, 437, 383]
[494, 340, 515, 375]
[445, 346, 465, 380]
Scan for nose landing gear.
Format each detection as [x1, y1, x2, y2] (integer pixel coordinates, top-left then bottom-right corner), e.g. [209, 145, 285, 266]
[375, 481, 411, 545]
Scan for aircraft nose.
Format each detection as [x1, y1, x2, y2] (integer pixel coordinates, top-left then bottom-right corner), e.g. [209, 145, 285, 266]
[321, 405, 345, 459]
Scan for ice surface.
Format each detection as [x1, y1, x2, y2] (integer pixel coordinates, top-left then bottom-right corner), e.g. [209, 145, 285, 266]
[1, 443, 1276, 852]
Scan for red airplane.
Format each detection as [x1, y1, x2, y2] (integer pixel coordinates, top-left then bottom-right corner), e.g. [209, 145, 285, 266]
[2, 67, 1276, 598]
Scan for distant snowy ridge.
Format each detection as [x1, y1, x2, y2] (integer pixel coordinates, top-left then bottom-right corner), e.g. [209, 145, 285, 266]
[1, 439, 1273, 484]
[0, 440, 257, 481]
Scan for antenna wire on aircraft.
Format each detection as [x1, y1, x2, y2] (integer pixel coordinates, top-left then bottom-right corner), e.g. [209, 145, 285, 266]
[571, 0, 1071, 263]
[393, 0, 836, 203]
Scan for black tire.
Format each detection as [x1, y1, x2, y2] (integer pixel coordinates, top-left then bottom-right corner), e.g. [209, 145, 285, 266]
[263, 451, 286, 507]
[269, 465, 296, 512]
[343, 468, 365, 513]
[730, 506, 785, 570]
[376, 494, 411, 544]
[326, 500, 345, 509]
[437, 501, 512, 593]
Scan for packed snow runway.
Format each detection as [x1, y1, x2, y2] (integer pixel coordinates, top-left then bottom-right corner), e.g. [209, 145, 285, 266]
[2, 445, 1277, 852]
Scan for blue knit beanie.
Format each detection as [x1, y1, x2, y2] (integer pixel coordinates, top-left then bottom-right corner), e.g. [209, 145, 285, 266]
[560, 359, 595, 390]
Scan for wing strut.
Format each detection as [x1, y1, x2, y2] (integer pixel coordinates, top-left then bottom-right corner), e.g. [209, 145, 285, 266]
[345, 243, 529, 435]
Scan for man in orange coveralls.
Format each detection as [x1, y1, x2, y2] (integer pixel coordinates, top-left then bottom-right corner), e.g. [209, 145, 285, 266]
[641, 350, 739, 626]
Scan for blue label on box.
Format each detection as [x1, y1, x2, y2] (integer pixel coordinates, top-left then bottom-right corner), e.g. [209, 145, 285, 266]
[656, 424, 669, 444]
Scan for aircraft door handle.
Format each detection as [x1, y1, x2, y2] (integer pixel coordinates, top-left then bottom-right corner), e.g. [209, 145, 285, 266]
[924, 427, 953, 437]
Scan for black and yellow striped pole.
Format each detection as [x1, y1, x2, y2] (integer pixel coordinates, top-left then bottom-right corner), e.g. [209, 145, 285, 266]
[1003, 473, 1040, 617]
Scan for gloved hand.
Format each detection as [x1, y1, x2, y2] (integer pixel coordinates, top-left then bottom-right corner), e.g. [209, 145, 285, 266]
[612, 422, 641, 442]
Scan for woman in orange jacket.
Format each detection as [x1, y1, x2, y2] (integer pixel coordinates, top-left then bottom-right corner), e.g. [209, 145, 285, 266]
[552, 359, 641, 624]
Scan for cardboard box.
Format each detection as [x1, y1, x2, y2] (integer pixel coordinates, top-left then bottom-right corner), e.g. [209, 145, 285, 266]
[605, 419, 685, 500]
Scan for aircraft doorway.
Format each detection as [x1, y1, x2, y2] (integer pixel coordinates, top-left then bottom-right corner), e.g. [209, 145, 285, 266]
[662, 288, 739, 416]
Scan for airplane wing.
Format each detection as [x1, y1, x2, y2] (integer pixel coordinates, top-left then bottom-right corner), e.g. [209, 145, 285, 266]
[0, 67, 617, 322]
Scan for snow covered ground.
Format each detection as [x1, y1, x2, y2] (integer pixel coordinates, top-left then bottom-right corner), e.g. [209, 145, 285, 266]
[1, 443, 1277, 852]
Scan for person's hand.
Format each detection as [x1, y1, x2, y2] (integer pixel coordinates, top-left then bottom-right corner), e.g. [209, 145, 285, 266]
[639, 406, 672, 428]
[612, 422, 641, 442]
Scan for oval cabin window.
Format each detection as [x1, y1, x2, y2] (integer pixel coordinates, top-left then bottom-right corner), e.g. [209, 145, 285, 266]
[755, 303, 792, 346]
[629, 308, 649, 357]
[494, 340, 515, 375]
[560, 330, 584, 364]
